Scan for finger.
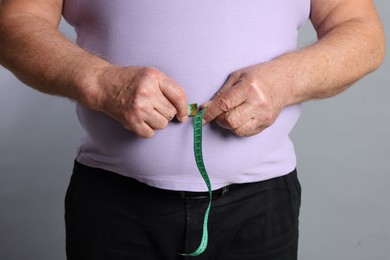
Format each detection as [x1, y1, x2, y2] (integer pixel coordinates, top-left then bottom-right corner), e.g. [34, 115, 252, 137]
[159, 77, 189, 122]
[122, 111, 157, 138]
[232, 118, 266, 137]
[215, 102, 254, 130]
[216, 72, 241, 97]
[200, 73, 239, 110]
[144, 109, 170, 130]
[154, 94, 178, 121]
[203, 80, 248, 124]
[131, 121, 155, 138]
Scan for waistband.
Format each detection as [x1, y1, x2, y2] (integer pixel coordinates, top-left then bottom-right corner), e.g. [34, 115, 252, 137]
[72, 160, 297, 200]
[166, 185, 230, 199]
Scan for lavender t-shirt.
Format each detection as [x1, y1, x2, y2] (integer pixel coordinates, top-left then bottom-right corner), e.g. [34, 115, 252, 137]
[63, 0, 310, 191]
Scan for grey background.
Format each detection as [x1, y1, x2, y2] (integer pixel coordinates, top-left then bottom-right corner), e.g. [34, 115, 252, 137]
[0, 1, 388, 259]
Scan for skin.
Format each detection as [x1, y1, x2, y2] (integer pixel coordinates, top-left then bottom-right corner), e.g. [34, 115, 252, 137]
[202, 0, 385, 136]
[0, 0, 385, 138]
[0, 0, 189, 138]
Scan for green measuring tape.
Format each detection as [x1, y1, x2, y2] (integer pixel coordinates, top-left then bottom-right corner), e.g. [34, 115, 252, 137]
[180, 104, 212, 257]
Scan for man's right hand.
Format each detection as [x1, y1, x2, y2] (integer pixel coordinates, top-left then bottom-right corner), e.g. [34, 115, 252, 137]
[93, 66, 189, 138]
[0, 1, 188, 138]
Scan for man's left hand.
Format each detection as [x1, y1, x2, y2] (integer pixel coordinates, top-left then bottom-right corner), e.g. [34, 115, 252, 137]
[202, 64, 289, 137]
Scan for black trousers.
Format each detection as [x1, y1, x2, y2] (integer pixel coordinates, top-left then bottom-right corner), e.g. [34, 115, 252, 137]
[65, 161, 301, 260]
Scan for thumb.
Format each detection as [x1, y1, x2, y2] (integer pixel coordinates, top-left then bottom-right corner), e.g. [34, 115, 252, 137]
[202, 74, 239, 123]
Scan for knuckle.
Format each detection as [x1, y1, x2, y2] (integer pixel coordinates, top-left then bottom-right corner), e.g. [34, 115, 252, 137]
[215, 89, 224, 98]
[262, 111, 275, 126]
[215, 96, 231, 112]
[126, 112, 138, 123]
[142, 67, 162, 80]
[122, 114, 138, 129]
[224, 115, 237, 129]
[245, 78, 263, 95]
[248, 82, 262, 96]
[168, 109, 177, 120]
[131, 100, 147, 113]
[137, 125, 155, 138]
[233, 128, 246, 137]
[230, 71, 240, 79]
[142, 130, 155, 138]
[160, 119, 169, 129]
[153, 119, 168, 130]
[243, 74, 258, 85]
[247, 77, 258, 87]
[120, 113, 155, 138]
[235, 128, 255, 137]
[174, 87, 185, 101]
[227, 71, 241, 84]
[134, 85, 153, 98]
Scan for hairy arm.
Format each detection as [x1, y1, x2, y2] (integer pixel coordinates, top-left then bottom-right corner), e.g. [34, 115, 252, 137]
[283, 0, 385, 104]
[0, 0, 107, 107]
[0, 0, 188, 138]
[203, 0, 385, 136]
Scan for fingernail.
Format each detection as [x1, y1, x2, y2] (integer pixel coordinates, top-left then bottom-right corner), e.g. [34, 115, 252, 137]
[201, 101, 211, 110]
[181, 115, 189, 123]
[202, 119, 207, 125]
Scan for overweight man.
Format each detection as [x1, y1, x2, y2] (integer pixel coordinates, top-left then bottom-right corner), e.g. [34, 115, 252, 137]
[0, 0, 385, 259]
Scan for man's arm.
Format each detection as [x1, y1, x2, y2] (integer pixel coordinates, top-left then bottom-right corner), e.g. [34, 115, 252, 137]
[203, 0, 385, 137]
[288, 0, 385, 103]
[0, 0, 107, 105]
[0, 0, 188, 138]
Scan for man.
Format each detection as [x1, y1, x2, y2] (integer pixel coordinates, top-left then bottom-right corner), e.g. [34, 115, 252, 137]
[0, 0, 385, 259]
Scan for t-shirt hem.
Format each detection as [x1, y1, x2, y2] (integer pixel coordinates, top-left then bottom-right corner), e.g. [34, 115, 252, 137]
[75, 157, 297, 192]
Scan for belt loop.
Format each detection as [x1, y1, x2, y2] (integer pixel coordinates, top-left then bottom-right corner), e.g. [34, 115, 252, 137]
[221, 186, 229, 196]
